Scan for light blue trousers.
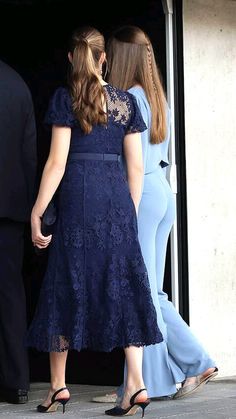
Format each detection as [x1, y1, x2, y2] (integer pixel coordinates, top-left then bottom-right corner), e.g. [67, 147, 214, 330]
[120, 166, 215, 398]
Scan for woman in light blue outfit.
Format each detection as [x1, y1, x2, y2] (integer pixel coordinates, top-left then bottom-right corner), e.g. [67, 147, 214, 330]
[129, 86, 216, 398]
[102, 25, 218, 400]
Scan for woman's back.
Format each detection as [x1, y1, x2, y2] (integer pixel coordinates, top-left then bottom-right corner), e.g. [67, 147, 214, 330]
[45, 84, 144, 155]
[128, 86, 170, 174]
[27, 79, 162, 353]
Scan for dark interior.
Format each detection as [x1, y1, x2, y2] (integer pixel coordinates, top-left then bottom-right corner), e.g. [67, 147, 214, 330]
[0, 0, 170, 387]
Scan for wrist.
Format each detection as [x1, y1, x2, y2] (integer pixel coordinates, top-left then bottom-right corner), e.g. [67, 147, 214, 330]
[31, 207, 42, 219]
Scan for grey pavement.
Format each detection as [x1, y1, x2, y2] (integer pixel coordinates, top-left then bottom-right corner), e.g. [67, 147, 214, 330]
[0, 377, 235, 419]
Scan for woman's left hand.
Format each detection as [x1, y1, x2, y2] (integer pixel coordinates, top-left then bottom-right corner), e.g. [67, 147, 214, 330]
[31, 210, 52, 249]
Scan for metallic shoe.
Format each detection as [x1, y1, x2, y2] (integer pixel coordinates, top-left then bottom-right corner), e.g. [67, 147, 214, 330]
[173, 368, 218, 400]
[92, 393, 117, 403]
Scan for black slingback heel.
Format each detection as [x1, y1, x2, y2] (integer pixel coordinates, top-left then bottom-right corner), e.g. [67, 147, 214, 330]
[37, 387, 70, 413]
[105, 388, 150, 417]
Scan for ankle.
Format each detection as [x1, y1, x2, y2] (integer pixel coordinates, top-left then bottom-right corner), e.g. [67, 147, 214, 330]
[50, 383, 67, 393]
[125, 384, 147, 401]
[126, 381, 145, 392]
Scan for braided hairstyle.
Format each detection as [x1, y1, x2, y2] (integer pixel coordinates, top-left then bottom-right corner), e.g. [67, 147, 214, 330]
[107, 25, 167, 143]
[68, 26, 107, 134]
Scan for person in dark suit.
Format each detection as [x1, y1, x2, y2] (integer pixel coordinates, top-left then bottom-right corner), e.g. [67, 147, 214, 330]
[0, 60, 37, 404]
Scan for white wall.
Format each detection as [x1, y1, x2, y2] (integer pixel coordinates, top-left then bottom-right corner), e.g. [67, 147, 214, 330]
[183, 0, 236, 377]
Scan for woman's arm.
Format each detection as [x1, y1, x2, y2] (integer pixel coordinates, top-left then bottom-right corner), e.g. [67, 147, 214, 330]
[31, 126, 71, 248]
[123, 132, 143, 213]
[128, 90, 150, 176]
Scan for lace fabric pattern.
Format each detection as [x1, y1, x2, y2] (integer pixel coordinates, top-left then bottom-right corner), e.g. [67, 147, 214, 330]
[27, 85, 163, 352]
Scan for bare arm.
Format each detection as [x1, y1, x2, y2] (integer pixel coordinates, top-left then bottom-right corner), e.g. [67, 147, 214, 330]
[31, 126, 71, 248]
[123, 132, 143, 213]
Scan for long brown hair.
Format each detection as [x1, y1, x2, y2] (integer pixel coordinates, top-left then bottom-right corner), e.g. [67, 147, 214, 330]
[107, 25, 167, 144]
[68, 26, 106, 134]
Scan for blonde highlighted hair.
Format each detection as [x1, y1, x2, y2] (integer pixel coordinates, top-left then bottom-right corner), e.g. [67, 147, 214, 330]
[107, 25, 167, 143]
[68, 26, 106, 134]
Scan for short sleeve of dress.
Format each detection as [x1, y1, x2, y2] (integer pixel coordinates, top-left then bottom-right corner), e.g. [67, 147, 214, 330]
[126, 93, 147, 134]
[44, 87, 76, 127]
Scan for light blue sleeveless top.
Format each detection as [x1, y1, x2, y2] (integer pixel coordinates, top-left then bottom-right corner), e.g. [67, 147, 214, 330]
[128, 86, 170, 174]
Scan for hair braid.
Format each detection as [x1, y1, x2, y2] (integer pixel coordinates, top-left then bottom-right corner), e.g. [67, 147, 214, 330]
[147, 43, 157, 94]
[107, 25, 167, 143]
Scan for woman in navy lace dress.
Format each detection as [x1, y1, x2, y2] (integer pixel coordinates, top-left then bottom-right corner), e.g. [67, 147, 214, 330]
[27, 27, 163, 416]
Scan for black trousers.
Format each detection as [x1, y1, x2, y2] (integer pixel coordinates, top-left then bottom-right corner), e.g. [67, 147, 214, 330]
[0, 218, 29, 390]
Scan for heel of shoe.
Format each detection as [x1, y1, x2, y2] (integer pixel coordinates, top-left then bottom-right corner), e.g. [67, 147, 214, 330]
[136, 400, 150, 418]
[37, 387, 70, 414]
[59, 398, 70, 414]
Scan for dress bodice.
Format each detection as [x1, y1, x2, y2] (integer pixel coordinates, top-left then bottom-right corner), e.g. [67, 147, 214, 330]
[44, 84, 147, 155]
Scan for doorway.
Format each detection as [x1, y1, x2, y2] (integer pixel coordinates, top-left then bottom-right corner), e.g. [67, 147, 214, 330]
[0, 0, 170, 386]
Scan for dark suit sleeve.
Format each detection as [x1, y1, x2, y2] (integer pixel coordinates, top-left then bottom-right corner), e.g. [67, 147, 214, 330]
[22, 95, 37, 211]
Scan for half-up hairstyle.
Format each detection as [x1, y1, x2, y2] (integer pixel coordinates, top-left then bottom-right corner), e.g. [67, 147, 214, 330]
[68, 26, 107, 134]
[107, 25, 167, 143]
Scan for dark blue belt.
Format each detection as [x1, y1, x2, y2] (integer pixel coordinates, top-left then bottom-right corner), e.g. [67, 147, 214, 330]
[69, 152, 121, 162]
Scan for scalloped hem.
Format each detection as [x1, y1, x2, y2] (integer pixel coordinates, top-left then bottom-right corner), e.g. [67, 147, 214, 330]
[26, 335, 163, 353]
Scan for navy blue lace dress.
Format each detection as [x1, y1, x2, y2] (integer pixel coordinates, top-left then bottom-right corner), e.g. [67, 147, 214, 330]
[27, 85, 163, 352]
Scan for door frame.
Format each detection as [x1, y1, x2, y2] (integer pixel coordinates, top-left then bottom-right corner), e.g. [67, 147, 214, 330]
[161, 0, 189, 322]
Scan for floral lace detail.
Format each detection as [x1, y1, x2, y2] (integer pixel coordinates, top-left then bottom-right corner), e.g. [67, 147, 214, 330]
[105, 85, 147, 134]
[44, 85, 147, 135]
[44, 87, 77, 127]
[105, 86, 130, 125]
[125, 92, 148, 134]
[64, 224, 83, 248]
[27, 230, 163, 352]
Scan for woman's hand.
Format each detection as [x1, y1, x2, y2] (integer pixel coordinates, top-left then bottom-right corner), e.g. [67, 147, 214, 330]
[31, 209, 52, 249]
[30, 125, 71, 249]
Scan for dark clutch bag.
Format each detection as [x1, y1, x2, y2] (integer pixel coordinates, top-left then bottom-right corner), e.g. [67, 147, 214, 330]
[41, 198, 57, 236]
[34, 196, 57, 256]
